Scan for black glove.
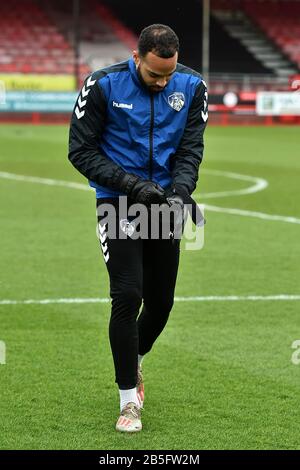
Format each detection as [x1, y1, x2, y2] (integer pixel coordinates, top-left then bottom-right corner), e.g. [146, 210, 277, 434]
[164, 186, 185, 238]
[166, 184, 205, 227]
[165, 186, 184, 209]
[118, 173, 165, 206]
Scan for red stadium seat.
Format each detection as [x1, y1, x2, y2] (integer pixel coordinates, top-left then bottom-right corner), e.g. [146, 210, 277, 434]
[0, 0, 90, 76]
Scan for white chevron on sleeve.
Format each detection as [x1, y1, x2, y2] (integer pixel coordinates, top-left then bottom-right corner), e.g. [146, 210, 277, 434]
[98, 223, 107, 235]
[99, 232, 107, 244]
[75, 75, 96, 119]
[201, 110, 208, 122]
[81, 85, 90, 98]
[77, 95, 87, 108]
[87, 76, 96, 87]
[102, 243, 108, 254]
[75, 107, 85, 119]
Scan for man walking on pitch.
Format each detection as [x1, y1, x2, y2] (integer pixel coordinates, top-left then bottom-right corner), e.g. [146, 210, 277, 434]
[68, 24, 208, 432]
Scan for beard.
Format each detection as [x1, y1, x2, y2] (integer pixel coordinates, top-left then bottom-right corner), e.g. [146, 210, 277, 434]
[136, 65, 165, 93]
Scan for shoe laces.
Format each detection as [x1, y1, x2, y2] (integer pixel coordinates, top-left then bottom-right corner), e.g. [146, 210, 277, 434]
[122, 403, 140, 419]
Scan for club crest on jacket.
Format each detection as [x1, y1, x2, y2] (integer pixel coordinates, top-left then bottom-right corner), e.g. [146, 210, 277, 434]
[168, 92, 185, 112]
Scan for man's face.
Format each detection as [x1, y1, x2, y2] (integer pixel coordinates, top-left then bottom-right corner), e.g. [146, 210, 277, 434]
[133, 50, 178, 92]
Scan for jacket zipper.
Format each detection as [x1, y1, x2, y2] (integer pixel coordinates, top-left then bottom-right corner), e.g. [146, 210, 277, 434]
[149, 93, 154, 180]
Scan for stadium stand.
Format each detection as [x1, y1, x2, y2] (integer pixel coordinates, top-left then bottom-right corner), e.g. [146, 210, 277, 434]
[0, 0, 89, 76]
[3, 0, 298, 83]
[242, 0, 300, 72]
[39, 0, 132, 73]
[211, 0, 300, 76]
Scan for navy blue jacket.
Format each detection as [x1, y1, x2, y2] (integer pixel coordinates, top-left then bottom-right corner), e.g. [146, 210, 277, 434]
[68, 57, 208, 197]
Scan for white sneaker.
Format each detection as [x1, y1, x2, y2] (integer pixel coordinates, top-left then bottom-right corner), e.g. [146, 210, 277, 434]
[116, 402, 142, 433]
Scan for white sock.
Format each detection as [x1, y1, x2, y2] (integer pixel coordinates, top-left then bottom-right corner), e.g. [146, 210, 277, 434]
[138, 354, 144, 369]
[119, 387, 139, 411]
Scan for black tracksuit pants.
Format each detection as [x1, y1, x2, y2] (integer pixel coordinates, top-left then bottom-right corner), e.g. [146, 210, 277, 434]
[97, 198, 180, 389]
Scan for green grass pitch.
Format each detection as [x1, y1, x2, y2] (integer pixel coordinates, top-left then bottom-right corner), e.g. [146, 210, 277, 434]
[0, 124, 299, 450]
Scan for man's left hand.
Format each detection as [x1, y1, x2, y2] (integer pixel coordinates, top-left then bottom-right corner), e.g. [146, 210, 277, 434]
[165, 187, 185, 238]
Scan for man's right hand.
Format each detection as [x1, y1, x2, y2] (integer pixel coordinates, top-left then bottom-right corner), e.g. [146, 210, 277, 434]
[130, 179, 166, 205]
[118, 173, 165, 206]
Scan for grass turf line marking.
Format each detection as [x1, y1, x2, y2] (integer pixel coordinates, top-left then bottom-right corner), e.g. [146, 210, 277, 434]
[204, 204, 300, 225]
[1, 171, 299, 225]
[0, 171, 91, 191]
[194, 169, 268, 199]
[0, 169, 268, 199]
[1, 295, 300, 305]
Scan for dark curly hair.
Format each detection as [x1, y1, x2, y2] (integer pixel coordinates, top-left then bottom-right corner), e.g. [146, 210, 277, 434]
[138, 24, 179, 58]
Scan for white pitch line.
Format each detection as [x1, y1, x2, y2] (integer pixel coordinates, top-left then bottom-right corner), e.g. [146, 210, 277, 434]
[1, 295, 300, 305]
[194, 169, 268, 199]
[0, 298, 109, 305]
[0, 169, 267, 198]
[0, 171, 91, 191]
[0, 171, 299, 225]
[204, 204, 300, 224]
[175, 295, 300, 301]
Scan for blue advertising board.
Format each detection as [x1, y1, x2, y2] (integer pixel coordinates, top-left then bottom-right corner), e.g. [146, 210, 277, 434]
[0, 91, 78, 113]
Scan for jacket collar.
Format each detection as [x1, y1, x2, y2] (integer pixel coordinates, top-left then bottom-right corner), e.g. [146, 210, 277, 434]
[129, 57, 151, 92]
